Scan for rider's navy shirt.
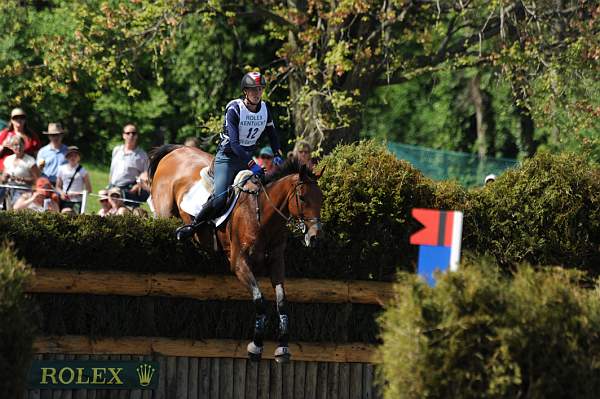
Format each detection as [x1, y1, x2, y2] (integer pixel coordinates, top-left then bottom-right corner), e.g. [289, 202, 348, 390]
[218, 99, 281, 165]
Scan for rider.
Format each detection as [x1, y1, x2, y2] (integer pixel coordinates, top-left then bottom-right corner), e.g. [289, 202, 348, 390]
[176, 71, 284, 240]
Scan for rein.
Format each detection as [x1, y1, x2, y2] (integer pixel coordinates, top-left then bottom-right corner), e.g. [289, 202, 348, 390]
[259, 177, 319, 233]
[232, 173, 319, 233]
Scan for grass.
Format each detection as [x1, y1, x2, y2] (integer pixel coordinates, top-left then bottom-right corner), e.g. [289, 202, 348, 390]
[81, 162, 109, 214]
[81, 162, 150, 215]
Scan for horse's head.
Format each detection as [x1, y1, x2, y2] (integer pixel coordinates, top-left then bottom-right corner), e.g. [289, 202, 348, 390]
[289, 164, 324, 248]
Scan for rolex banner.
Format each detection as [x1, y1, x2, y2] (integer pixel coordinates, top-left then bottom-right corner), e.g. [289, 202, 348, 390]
[28, 360, 159, 389]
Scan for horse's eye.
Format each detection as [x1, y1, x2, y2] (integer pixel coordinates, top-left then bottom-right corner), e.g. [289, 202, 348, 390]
[299, 195, 306, 202]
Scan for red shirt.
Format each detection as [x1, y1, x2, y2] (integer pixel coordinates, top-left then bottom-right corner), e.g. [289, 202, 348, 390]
[0, 128, 42, 171]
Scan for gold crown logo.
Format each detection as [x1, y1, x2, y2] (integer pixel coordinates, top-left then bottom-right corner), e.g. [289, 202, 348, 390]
[136, 363, 155, 386]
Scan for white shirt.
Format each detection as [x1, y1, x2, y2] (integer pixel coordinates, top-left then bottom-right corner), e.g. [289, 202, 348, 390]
[57, 163, 88, 201]
[4, 154, 36, 180]
[231, 99, 268, 146]
[109, 144, 149, 187]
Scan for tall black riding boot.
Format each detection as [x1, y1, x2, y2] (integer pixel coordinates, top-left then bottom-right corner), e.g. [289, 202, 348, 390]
[175, 199, 216, 240]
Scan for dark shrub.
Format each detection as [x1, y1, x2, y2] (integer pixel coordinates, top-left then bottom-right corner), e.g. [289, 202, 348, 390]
[378, 260, 600, 398]
[317, 141, 438, 279]
[0, 243, 35, 399]
[465, 152, 600, 272]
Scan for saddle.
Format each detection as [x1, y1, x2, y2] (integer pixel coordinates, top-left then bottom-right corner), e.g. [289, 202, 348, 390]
[192, 162, 254, 226]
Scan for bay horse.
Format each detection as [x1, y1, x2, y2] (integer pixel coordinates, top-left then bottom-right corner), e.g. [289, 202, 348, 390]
[148, 145, 323, 362]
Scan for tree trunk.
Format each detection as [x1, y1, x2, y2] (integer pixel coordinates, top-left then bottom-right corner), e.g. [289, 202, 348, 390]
[517, 105, 536, 156]
[468, 73, 488, 158]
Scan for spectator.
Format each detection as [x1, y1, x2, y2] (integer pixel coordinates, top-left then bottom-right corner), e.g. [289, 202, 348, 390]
[484, 174, 497, 185]
[56, 146, 92, 214]
[97, 189, 111, 217]
[0, 108, 42, 172]
[36, 123, 68, 185]
[131, 207, 149, 218]
[2, 135, 41, 204]
[107, 187, 130, 216]
[257, 146, 276, 174]
[13, 177, 59, 212]
[292, 140, 313, 169]
[109, 123, 149, 207]
[184, 137, 200, 148]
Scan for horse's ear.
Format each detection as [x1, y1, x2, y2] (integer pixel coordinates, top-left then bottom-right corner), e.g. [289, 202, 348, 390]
[314, 165, 325, 179]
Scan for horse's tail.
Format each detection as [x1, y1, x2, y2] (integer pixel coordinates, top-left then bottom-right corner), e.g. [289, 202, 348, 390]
[148, 144, 183, 182]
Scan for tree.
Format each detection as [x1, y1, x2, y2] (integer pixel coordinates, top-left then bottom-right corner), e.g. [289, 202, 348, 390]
[1, 0, 597, 156]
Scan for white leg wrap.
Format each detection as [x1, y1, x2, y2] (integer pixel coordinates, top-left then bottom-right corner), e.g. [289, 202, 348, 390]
[247, 341, 263, 355]
[274, 346, 290, 357]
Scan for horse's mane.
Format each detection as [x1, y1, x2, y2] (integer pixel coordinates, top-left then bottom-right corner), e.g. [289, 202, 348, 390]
[148, 144, 183, 181]
[263, 158, 316, 185]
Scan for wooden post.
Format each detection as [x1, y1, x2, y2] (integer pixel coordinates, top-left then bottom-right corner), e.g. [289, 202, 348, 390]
[175, 356, 188, 399]
[199, 358, 211, 398]
[220, 358, 233, 399]
[245, 360, 258, 399]
[339, 363, 350, 399]
[281, 361, 294, 399]
[188, 357, 198, 399]
[349, 363, 363, 399]
[257, 360, 270, 399]
[305, 362, 318, 398]
[328, 362, 340, 399]
[269, 361, 282, 399]
[209, 358, 219, 399]
[316, 362, 328, 399]
[233, 359, 246, 399]
[165, 357, 177, 399]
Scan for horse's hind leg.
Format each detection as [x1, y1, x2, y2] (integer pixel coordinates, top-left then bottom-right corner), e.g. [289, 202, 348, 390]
[232, 255, 267, 361]
[269, 244, 291, 363]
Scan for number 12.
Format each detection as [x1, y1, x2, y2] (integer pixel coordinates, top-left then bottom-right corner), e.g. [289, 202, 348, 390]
[246, 128, 260, 139]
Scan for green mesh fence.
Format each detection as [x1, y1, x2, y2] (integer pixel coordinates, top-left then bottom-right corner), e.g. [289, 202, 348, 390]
[388, 142, 519, 187]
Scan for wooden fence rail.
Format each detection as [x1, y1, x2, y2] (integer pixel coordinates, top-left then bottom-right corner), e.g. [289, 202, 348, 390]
[34, 336, 378, 364]
[26, 269, 395, 305]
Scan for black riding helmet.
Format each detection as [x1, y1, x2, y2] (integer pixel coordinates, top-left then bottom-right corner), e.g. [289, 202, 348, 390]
[241, 72, 266, 92]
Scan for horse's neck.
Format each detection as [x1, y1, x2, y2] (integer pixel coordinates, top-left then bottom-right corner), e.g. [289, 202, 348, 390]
[261, 174, 297, 218]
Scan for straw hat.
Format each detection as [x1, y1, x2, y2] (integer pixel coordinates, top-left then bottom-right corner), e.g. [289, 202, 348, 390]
[65, 146, 80, 158]
[10, 108, 26, 118]
[43, 123, 65, 135]
[98, 189, 109, 201]
[107, 187, 122, 197]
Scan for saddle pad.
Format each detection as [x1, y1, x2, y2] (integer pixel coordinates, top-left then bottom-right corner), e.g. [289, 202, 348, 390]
[179, 169, 252, 228]
[180, 180, 212, 218]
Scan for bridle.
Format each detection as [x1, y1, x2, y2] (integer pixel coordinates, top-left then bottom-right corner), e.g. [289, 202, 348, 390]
[259, 177, 320, 234]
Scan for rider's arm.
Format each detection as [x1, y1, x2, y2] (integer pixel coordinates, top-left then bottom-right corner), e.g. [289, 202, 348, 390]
[265, 106, 281, 156]
[225, 106, 253, 165]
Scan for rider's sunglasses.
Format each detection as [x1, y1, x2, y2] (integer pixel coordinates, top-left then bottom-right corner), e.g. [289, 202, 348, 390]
[12, 116, 26, 121]
[123, 130, 137, 135]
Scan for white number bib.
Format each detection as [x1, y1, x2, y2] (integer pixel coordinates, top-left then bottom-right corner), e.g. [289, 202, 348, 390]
[235, 100, 268, 146]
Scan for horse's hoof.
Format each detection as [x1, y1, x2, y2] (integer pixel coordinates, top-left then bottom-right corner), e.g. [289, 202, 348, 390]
[247, 342, 263, 362]
[274, 346, 291, 363]
[175, 225, 194, 240]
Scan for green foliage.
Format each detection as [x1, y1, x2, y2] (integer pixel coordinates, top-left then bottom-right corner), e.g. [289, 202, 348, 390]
[466, 151, 600, 272]
[0, 143, 597, 282]
[378, 261, 600, 398]
[0, 242, 35, 399]
[362, 69, 522, 158]
[318, 141, 438, 278]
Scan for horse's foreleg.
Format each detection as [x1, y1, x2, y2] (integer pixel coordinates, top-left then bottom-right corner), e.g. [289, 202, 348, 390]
[233, 255, 267, 361]
[269, 244, 291, 363]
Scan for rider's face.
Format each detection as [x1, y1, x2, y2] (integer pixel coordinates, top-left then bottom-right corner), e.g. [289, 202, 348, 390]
[245, 86, 264, 104]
